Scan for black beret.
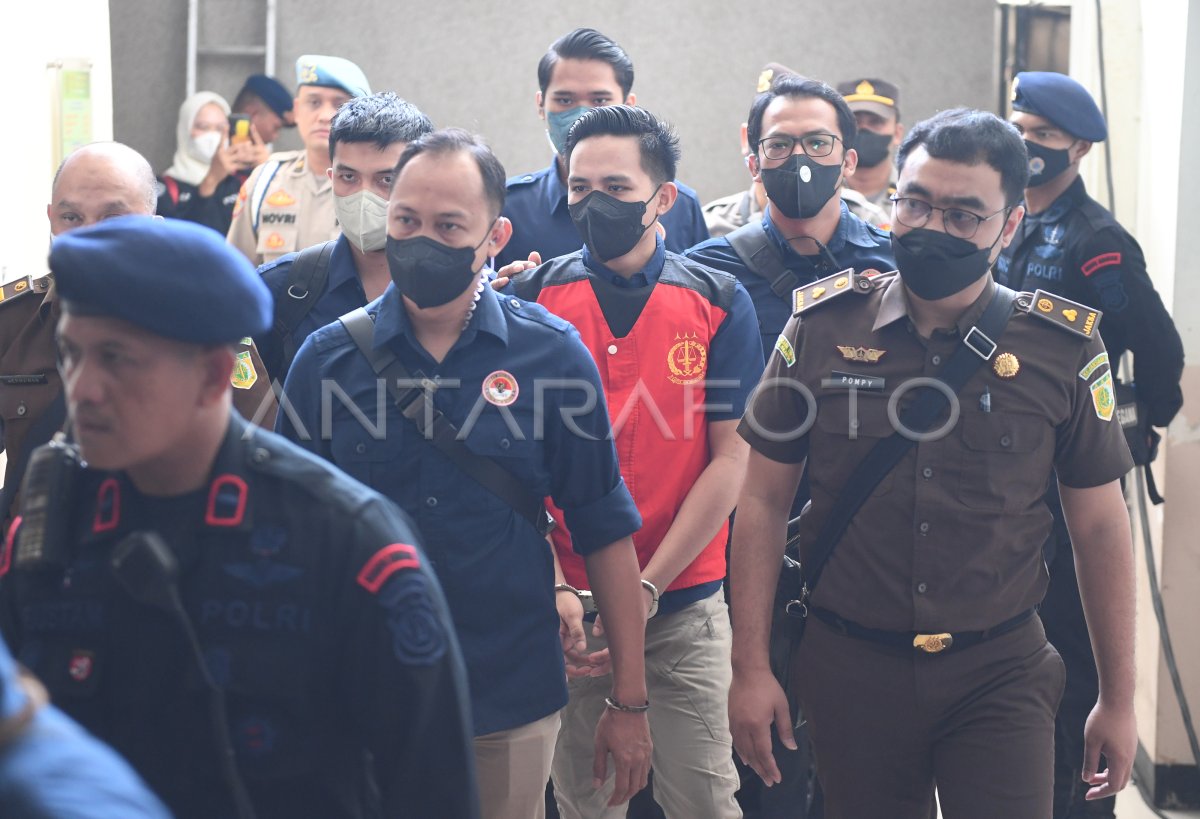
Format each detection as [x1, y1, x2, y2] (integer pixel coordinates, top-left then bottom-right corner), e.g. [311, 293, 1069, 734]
[242, 74, 294, 120]
[51, 216, 273, 344]
[1012, 71, 1107, 142]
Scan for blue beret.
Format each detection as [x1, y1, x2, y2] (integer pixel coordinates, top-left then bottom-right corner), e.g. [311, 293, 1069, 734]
[50, 216, 272, 344]
[243, 73, 293, 119]
[1011, 71, 1107, 142]
[295, 54, 371, 98]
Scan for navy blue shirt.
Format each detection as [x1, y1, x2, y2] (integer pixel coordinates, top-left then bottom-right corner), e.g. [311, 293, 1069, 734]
[685, 202, 894, 360]
[255, 234, 368, 382]
[497, 160, 711, 268]
[279, 281, 642, 735]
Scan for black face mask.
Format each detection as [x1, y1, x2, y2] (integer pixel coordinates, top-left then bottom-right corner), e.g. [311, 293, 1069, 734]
[568, 188, 658, 262]
[1025, 140, 1073, 187]
[760, 154, 842, 220]
[386, 230, 490, 309]
[854, 130, 893, 168]
[891, 226, 1005, 300]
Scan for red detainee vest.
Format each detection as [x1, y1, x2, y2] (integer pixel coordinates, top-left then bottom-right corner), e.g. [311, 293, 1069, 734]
[517, 253, 736, 592]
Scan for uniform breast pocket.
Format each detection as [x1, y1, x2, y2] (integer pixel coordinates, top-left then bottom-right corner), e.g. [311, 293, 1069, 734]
[329, 418, 404, 486]
[460, 415, 541, 489]
[957, 411, 1049, 512]
[810, 393, 897, 497]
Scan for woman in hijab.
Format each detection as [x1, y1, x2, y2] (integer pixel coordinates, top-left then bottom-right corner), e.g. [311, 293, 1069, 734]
[157, 91, 268, 235]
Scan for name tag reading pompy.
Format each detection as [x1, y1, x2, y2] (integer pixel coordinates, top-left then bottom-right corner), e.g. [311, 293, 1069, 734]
[825, 371, 885, 391]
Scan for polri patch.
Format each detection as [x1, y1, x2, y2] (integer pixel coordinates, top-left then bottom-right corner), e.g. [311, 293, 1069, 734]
[774, 334, 796, 367]
[1079, 352, 1109, 381]
[379, 573, 447, 666]
[1082, 252, 1121, 277]
[1090, 371, 1116, 421]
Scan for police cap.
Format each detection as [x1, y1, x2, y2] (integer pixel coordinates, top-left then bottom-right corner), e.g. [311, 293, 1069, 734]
[242, 73, 294, 121]
[1011, 71, 1107, 142]
[838, 78, 900, 120]
[295, 55, 371, 98]
[50, 216, 272, 344]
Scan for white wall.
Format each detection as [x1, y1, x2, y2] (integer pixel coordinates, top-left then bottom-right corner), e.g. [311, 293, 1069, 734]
[0, 0, 113, 284]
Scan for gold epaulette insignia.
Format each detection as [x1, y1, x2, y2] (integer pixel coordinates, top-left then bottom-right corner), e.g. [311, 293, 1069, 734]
[1020, 289, 1101, 339]
[791, 268, 875, 317]
[0, 275, 48, 306]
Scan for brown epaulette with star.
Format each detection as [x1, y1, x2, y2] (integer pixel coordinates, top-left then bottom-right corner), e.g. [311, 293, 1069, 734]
[791, 268, 886, 318]
[0, 275, 49, 308]
[1018, 289, 1102, 340]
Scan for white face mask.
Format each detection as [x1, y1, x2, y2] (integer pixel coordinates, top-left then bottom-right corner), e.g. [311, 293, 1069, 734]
[189, 130, 223, 163]
[334, 189, 390, 253]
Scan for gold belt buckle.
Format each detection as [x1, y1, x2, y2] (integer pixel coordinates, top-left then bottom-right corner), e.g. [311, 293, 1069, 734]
[913, 633, 954, 654]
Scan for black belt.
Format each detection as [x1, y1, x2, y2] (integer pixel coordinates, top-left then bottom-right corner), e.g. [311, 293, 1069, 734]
[810, 607, 1035, 655]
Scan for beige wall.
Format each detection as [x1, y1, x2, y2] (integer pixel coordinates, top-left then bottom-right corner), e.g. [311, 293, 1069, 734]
[109, 0, 1001, 206]
[0, 0, 113, 283]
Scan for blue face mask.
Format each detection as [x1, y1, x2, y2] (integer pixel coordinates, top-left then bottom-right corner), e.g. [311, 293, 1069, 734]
[546, 106, 589, 154]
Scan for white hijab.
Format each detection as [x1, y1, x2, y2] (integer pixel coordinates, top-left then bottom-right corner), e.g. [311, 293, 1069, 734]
[163, 91, 230, 186]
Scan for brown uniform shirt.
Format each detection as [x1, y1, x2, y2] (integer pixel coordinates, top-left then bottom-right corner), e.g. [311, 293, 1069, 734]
[0, 276, 278, 526]
[226, 150, 338, 267]
[739, 270, 1133, 632]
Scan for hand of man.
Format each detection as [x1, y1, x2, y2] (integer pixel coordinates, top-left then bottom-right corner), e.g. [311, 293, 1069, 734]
[557, 588, 601, 678]
[729, 666, 797, 786]
[490, 251, 541, 290]
[229, 123, 270, 171]
[579, 582, 656, 677]
[1081, 699, 1137, 800]
[593, 707, 651, 807]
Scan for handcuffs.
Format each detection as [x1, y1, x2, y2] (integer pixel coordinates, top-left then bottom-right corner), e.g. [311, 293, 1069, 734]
[555, 579, 660, 619]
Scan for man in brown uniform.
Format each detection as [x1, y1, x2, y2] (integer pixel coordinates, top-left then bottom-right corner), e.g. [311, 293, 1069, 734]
[0, 142, 276, 532]
[226, 55, 370, 266]
[728, 109, 1137, 818]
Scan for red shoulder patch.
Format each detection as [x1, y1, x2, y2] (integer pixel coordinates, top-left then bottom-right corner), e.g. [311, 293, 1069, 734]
[357, 543, 421, 594]
[0, 516, 21, 578]
[1081, 252, 1121, 277]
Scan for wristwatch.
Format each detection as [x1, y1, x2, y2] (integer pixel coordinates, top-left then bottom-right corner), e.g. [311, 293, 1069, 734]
[641, 579, 660, 619]
[554, 582, 596, 614]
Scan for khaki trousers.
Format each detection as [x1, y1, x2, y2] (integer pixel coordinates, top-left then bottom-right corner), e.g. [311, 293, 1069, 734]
[795, 614, 1066, 819]
[551, 592, 742, 819]
[474, 711, 560, 819]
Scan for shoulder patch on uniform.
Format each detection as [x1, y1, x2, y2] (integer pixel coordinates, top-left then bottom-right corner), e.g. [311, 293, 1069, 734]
[1022, 289, 1101, 339]
[1089, 370, 1116, 421]
[774, 334, 796, 367]
[1078, 351, 1109, 381]
[231, 350, 258, 389]
[791, 268, 872, 317]
[358, 543, 422, 593]
[1081, 252, 1121, 277]
[378, 571, 447, 666]
[0, 276, 40, 306]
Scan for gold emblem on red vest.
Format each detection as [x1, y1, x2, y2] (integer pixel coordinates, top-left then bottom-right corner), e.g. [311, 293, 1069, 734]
[667, 333, 708, 385]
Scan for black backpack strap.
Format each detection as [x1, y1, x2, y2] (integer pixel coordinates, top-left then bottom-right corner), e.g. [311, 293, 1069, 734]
[338, 308, 556, 536]
[273, 240, 336, 377]
[727, 221, 800, 299]
[802, 284, 1018, 594]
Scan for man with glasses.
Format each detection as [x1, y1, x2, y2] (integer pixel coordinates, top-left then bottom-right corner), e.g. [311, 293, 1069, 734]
[687, 74, 893, 364]
[729, 108, 1137, 817]
[996, 72, 1183, 819]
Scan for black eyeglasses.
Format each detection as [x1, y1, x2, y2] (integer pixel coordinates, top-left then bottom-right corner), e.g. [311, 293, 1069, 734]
[889, 196, 1009, 240]
[757, 133, 841, 161]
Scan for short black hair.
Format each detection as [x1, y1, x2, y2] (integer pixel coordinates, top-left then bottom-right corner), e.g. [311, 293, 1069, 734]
[537, 28, 634, 99]
[393, 128, 507, 218]
[564, 105, 679, 186]
[897, 108, 1030, 206]
[746, 75, 858, 158]
[329, 92, 433, 160]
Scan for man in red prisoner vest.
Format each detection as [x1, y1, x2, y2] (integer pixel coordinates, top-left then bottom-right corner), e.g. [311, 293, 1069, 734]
[508, 104, 762, 819]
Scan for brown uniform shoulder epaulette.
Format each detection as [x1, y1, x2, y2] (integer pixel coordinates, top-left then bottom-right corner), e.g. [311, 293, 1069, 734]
[791, 267, 887, 318]
[0, 275, 50, 308]
[1017, 289, 1102, 340]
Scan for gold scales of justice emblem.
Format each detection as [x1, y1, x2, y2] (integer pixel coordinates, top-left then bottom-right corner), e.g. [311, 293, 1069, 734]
[667, 333, 708, 385]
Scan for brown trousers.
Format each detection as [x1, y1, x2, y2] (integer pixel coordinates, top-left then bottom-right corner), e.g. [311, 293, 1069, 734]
[794, 614, 1066, 819]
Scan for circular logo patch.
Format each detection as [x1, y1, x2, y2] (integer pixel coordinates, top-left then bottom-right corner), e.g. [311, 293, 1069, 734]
[482, 370, 518, 406]
[993, 352, 1020, 379]
[1029, 156, 1046, 175]
[667, 335, 708, 385]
